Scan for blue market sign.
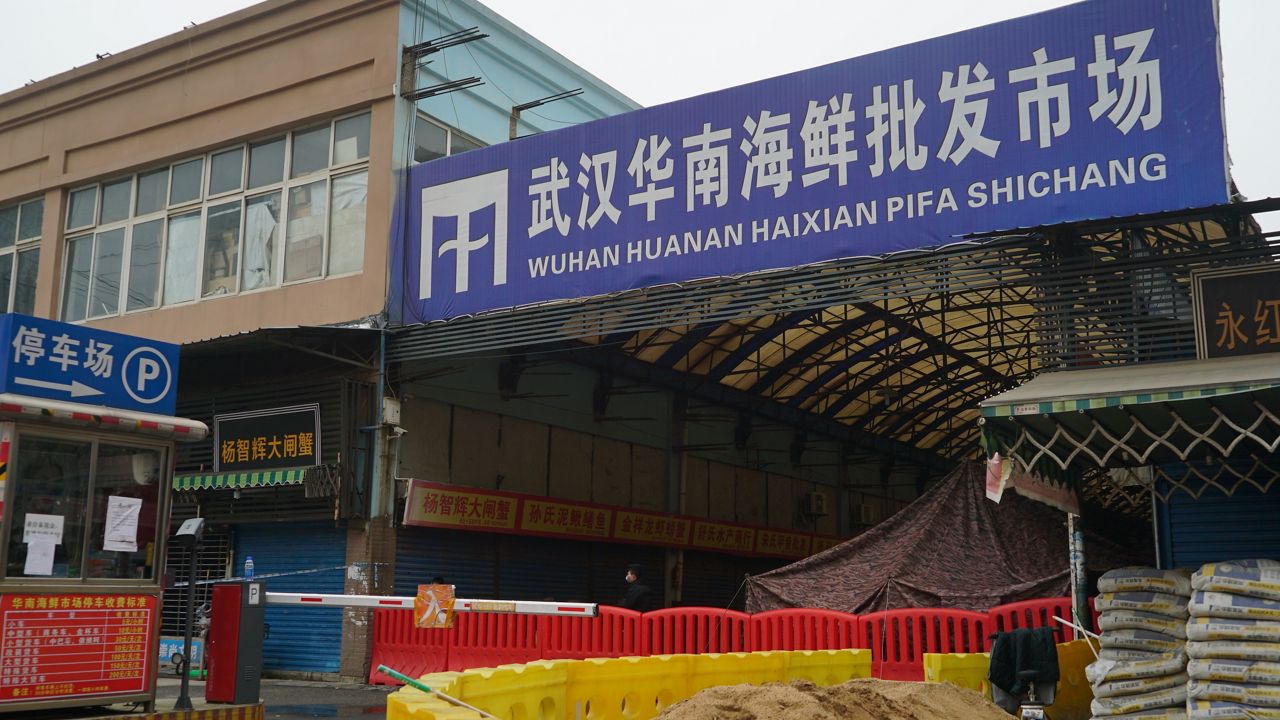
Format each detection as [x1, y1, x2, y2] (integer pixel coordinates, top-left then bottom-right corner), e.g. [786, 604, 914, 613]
[392, 0, 1228, 323]
[0, 314, 179, 416]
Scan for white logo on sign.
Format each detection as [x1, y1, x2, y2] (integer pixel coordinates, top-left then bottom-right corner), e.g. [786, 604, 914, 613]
[122, 346, 172, 405]
[419, 170, 509, 300]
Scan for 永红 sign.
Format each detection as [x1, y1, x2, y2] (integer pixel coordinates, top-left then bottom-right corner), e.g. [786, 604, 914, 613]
[1194, 264, 1280, 359]
[0, 314, 179, 415]
[392, 0, 1228, 323]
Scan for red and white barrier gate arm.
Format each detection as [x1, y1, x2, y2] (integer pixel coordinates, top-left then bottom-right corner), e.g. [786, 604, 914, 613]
[263, 592, 598, 617]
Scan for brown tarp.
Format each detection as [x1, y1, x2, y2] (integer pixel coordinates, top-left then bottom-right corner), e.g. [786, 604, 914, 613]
[745, 462, 1147, 614]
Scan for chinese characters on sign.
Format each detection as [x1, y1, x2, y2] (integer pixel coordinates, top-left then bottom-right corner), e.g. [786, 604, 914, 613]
[0, 314, 179, 414]
[402, 480, 834, 559]
[1194, 265, 1280, 359]
[0, 594, 156, 704]
[214, 405, 321, 472]
[394, 0, 1227, 323]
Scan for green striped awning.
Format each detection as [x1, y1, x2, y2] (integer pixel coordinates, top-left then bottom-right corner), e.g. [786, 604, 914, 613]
[173, 468, 308, 491]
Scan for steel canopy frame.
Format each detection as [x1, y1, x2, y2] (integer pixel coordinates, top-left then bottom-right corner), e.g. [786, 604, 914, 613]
[389, 208, 1274, 468]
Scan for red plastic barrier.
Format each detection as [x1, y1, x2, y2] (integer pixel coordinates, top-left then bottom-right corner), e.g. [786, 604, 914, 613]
[860, 608, 989, 681]
[642, 607, 750, 655]
[448, 611, 542, 671]
[748, 608, 862, 652]
[367, 609, 450, 685]
[541, 605, 643, 660]
[988, 597, 1074, 643]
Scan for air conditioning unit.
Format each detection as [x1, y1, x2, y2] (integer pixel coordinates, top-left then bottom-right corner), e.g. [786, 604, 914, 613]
[802, 491, 828, 516]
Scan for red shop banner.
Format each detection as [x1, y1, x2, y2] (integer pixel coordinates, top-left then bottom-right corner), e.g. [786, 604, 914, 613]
[0, 594, 156, 704]
[403, 479, 834, 559]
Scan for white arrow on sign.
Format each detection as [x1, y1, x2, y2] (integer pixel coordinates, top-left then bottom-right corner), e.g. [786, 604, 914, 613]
[14, 377, 104, 398]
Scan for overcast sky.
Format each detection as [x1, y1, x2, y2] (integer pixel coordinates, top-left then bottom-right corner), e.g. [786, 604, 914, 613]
[3, 0, 1276, 229]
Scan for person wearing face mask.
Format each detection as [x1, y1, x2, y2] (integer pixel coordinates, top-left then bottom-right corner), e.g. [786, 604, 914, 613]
[619, 563, 656, 611]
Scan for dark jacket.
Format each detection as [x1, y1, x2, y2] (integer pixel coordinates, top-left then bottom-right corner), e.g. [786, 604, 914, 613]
[619, 582, 655, 611]
[988, 627, 1059, 695]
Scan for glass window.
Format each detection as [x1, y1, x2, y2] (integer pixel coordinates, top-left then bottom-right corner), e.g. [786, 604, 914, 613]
[62, 235, 93, 322]
[99, 178, 132, 225]
[328, 171, 367, 275]
[0, 254, 12, 312]
[86, 444, 163, 580]
[67, 187, 97, 230]
[242, 192, 281, 291]
[450, 132, 482, 154]
[17, 198, 42, 241]
[126, 219, 163, 311]
[290, 125, 330, 178]
[283, 179, 327, 282]
[136, 169, 169, 216]
[414, 117, 448, 163]
[333, 113, 370, 165]
[7, 436, 92, 579]
[88, 228, 125, 318]
[162, 212, 200, 305]
[170, 158, 203, 205]
[248, 137, 285, 189]
[0, 206, 15, 249]
[202, 201, 241, 297]
[14, 248, 38, 315]
[209, 147, 245, 195]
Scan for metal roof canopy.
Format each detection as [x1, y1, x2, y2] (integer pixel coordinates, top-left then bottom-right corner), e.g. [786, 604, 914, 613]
[390, 205, 1275, 467]
[0, 392, 208, 440]
[979, 354, 1280, 499]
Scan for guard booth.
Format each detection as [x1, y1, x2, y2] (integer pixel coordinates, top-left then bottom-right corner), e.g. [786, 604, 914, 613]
[0, 314, 206, 715]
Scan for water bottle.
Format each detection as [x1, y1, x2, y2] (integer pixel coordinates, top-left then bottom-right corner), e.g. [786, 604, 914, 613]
[244, 556, 254, 580]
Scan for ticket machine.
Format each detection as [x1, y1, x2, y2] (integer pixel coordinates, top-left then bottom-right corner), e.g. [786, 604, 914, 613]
[0, 314, 206, 715]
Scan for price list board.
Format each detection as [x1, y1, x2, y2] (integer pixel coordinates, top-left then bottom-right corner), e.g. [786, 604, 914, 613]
[0, 594, 156, 704]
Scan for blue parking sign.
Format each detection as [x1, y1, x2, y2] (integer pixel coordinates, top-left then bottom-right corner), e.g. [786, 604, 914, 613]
[0, 314, 179, 416]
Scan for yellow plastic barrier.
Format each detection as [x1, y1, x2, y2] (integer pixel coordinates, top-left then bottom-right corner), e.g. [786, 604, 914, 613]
[386, 649, 872, 720]
[922, 639, 1097, 720]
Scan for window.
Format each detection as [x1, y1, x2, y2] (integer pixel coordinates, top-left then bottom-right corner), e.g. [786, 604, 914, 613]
[413, 113, 485, 164]
[59, 110, 372, 321]
[0, 197, 42, 314]
[4, 433, 166, 581]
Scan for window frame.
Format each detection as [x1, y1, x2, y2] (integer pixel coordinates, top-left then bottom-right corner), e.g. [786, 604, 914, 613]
[0, 424, 170, 586]
[0, 196, 43, 314]
[56, 110, 373, 321]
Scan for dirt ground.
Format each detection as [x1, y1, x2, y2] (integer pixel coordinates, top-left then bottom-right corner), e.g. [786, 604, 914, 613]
[657, 678, 1011, 720]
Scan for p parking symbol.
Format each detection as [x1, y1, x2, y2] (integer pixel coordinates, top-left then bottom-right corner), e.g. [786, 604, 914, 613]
[122, 347, 173, 405]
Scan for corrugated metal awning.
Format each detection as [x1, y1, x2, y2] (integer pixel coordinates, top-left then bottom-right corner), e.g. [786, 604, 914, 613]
[173, 468, 308, 491]
[979, 354, 1280, 498]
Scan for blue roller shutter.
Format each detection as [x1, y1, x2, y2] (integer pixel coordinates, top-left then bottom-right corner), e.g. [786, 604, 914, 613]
[1156, 482, 1280, 570]
[234, 521, 345, 673]
[395, 527, 498, 599]
[681, 552, 788, 609]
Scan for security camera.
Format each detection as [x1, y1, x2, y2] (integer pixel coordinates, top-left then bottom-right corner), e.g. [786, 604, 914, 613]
[390, 426, 407, 437]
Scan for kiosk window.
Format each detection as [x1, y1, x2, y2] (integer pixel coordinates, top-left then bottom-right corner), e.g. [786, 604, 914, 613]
[87, 445, 162, 579]
[6, 437, 92, 579]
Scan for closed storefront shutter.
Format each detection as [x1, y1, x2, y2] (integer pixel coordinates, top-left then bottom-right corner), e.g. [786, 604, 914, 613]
[162, 529, 232, 637]
[234, 521, 346, 673]
[395, 526, 498, 599]
[497, 535, 591, 602]
[681, 552, 788, 609]
[1157, 483, 1280, 569]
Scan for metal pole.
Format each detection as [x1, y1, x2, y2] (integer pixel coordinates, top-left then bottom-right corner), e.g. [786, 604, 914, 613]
[174, 545, 197, 710]
[1067, 513, 1092, 634]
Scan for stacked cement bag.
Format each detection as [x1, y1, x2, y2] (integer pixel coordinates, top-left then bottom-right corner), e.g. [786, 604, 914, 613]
[1187, 560, 1280, 719]
[1089, 567, 1191, 720]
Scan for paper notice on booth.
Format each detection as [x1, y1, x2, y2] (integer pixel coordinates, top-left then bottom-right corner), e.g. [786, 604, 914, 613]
[103, 496, 142, 553]
[23, 513, 64, 544]
[24, 539, 55, 575]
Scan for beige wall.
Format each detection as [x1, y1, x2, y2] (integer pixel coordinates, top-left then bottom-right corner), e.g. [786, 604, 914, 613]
[0, 0, 401, 344]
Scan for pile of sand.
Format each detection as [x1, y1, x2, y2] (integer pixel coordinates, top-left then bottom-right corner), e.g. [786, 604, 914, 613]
[657, 678, 1011, 720]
